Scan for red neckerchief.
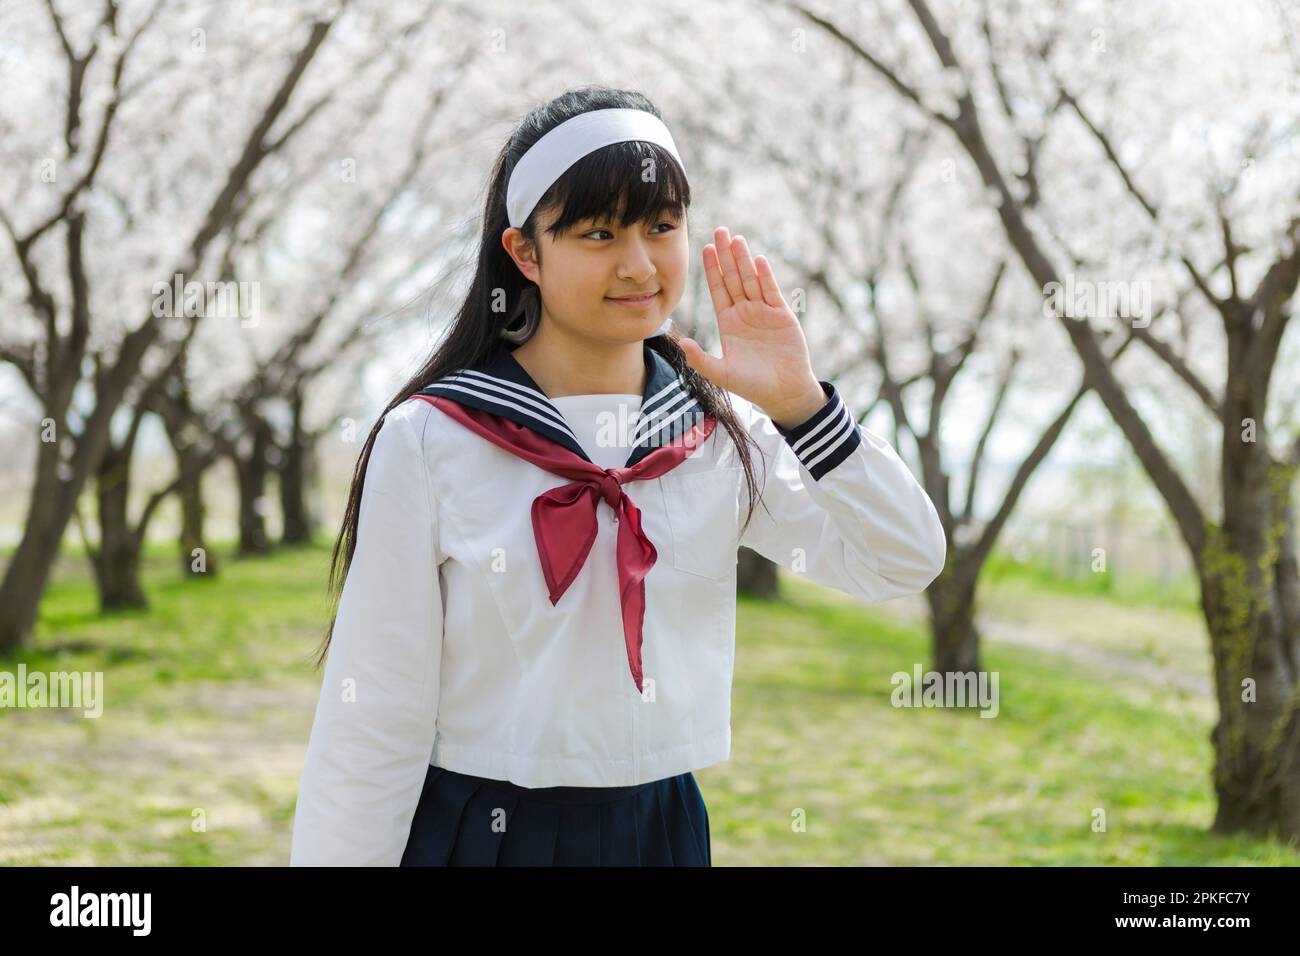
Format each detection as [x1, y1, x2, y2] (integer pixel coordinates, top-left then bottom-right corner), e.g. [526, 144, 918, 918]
[413, 394, 716, 694]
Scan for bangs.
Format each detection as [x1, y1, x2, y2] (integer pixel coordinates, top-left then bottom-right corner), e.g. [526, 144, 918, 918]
[534, 140, 690, 237]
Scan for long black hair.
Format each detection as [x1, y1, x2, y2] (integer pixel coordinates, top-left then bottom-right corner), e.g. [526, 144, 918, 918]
[313, 86, 765, 669]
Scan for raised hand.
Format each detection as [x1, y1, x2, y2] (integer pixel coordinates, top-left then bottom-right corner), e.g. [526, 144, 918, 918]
[678, 227, 827, 430]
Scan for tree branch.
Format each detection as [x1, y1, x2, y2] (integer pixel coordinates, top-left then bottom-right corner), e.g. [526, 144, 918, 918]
[1129, 306, 1221, 416]
[968, 330, 1137, 571]
[962, 346, 1019, 523]
[1052, 81, 1226, 314]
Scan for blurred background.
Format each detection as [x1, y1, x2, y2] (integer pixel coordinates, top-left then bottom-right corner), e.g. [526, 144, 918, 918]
[1, 0, 1298, 864]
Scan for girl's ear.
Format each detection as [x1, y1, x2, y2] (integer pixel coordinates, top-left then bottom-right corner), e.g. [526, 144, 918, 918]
[501, 227, 541, 283]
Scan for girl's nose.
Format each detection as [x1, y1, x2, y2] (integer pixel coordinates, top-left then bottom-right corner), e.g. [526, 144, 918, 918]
[617, 239, 656, 281]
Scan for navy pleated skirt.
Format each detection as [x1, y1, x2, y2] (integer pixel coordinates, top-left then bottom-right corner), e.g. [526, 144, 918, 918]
[400, 763, 711, 866]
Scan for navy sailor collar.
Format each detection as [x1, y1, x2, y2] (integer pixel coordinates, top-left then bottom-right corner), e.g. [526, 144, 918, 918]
[415, 341, 707, 469]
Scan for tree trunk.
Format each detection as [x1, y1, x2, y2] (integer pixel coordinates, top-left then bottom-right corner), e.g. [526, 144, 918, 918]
[737, 547, 779, 598]
[1199, 394, 1300, 838]
[236, 417, 274, 556]
[178, 447, 216, 575]
[1201, 557, 1300, 839]
[154, 369, 221, 578]
[163, 415, 219, 578]
[279, 389, 316, 545]
[926, 562, 983, 676]
[0, 445, 70, 651]
[89, 441, 148, 610]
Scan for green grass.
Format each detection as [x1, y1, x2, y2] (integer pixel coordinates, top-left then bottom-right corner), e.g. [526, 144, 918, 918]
[981, 552, 1201, 612]
[1, 537, 1295, 865]
[713, 574, 1294, 865]
[1, 537, 337, 866]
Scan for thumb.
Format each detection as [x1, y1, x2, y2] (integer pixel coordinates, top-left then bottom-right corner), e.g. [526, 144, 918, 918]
[678, 336, 724, 385]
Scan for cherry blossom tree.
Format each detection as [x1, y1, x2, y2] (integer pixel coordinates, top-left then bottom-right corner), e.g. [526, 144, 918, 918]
[794, 0, 1300, 840]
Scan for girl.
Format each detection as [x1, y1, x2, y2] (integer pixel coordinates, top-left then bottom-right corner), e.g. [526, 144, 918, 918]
[289, 87, 946, 867]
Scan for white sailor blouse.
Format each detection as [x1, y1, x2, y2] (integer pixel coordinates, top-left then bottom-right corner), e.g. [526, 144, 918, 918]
[289, 341, 946, 866]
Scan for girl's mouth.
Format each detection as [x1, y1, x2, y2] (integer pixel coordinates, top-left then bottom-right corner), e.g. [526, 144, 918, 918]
[606, 291, 659, 308]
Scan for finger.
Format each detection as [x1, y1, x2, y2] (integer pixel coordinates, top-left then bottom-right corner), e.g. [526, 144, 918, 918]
[733, 235, 762, 302]
[701, 243, 734, 316]
[754, 255, 786, 310]
[714, 226, 746, 304]
[678, 336, 726, 387]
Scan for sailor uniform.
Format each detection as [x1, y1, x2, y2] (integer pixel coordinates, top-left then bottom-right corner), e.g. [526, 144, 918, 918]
[549, 392, 644, 469]
[289, 340, 946, 866]
[399, 756, 711, 866]
[398, 389, 713, 866]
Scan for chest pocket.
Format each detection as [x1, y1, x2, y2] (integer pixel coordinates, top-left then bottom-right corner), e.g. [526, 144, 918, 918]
[658, 467, 743, 580]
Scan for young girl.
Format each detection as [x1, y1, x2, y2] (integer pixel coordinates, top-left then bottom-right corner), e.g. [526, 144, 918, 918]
[289, 87, 946, 867]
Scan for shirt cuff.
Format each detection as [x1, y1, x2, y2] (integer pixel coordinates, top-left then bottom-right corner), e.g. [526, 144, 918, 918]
[772, 380, 863, 481]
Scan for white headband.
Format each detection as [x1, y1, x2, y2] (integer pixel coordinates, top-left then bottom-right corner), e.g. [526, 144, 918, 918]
[505, 108, 687, 229]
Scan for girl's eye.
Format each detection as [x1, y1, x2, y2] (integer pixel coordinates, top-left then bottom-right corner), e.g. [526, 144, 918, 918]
[582, 222, 676, 240]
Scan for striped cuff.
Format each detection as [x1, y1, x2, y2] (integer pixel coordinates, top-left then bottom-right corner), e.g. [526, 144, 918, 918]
[772, 381, 862, 481]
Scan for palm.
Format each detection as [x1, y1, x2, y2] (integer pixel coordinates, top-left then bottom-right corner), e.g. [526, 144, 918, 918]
[680, 227, 817, 414]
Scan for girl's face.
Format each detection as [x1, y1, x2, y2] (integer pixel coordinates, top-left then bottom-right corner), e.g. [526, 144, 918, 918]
[503, 204, 689, 345]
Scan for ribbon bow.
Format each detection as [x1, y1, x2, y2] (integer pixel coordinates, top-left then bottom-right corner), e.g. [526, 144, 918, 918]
[413, 394, 716, 694]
